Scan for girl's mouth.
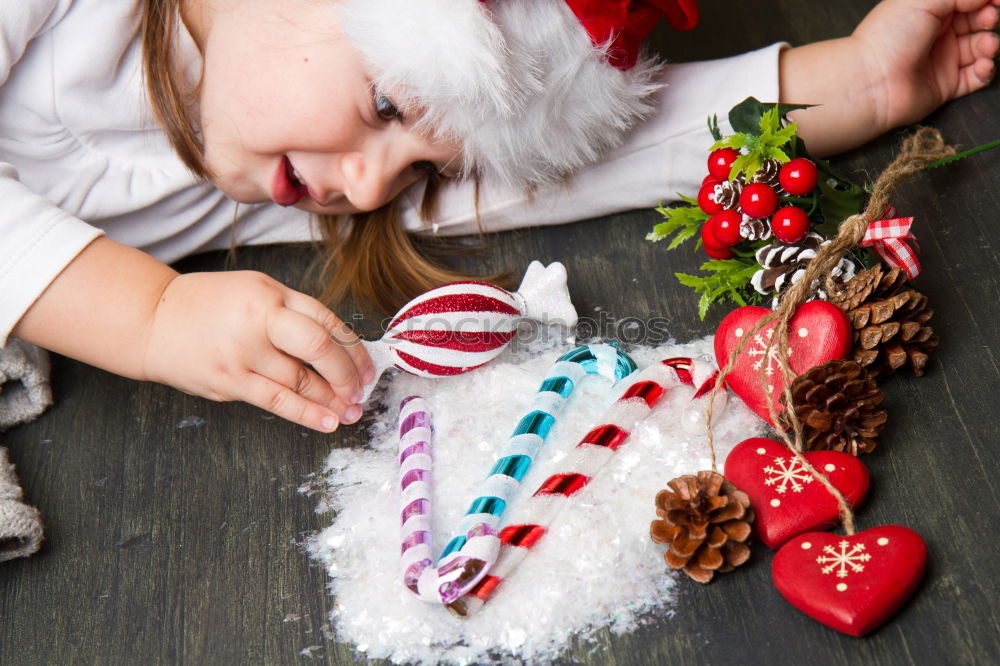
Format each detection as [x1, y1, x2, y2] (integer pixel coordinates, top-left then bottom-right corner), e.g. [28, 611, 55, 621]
[272, 156, 310, 206]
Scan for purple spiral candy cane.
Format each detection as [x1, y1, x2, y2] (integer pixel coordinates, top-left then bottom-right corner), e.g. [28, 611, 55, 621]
[398, 396, 435, 598]
[394, 344, 635, 607]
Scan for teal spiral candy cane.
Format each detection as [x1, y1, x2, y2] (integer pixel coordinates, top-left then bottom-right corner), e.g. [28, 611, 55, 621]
[421, 343, 636, 606]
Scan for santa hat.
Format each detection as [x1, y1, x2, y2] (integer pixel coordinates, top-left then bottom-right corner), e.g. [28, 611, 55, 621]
[336, 0, 699, 187]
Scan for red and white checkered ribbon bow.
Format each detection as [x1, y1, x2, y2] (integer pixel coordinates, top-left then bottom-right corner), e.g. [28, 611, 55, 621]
[861, 205, 922, 280]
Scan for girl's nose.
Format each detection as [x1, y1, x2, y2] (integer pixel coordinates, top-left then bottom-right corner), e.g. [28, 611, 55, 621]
[340, 143, 416, 213]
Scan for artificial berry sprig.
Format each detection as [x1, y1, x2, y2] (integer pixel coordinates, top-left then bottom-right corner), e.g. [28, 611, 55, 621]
[647, 97, 865, 318]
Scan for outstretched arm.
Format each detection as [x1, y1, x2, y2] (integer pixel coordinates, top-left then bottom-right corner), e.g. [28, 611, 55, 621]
[781, 0, 999, 156]
[12, 237, 374, 432]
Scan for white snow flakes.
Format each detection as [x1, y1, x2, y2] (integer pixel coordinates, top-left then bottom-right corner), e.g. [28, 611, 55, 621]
[817, 540, 872, 579]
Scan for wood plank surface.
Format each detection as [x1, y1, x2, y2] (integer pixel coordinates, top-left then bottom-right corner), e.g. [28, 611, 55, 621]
[3, 1, 999, 663]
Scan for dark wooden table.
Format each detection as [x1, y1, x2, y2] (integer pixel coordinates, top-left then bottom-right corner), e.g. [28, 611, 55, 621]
[3, 1, 999, 663]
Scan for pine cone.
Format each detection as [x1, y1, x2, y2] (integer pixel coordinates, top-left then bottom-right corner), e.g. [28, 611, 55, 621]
[779, 360, 887, 456]
[752, 233, 823, 294]
[713, 177, 743, 210]
[830, 264, 907, 310]
[751, 233, 857, 307]
[740, 215, 772, 241]
[830, 266, 938, 378]
[650, 471, 754, 583]
[752, 158, 783, 190]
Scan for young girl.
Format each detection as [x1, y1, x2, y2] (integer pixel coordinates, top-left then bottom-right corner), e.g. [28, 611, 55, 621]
[2, 0, 997, 435]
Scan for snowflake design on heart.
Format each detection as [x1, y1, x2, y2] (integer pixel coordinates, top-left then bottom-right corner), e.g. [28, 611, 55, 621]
[747, 327, 790, 377]
[817, 540, 872, 578]
[763, 456, 814, 494]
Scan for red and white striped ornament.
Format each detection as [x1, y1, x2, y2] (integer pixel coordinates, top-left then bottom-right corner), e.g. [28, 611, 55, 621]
[362, 261, 578, 401]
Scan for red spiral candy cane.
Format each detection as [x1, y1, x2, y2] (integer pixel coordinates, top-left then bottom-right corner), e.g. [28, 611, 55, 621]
[452, 357, 714, 617]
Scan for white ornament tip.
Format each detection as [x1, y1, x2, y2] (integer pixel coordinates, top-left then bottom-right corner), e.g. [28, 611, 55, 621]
[360, 339, 395, 404]
[515, 260, 578, 328]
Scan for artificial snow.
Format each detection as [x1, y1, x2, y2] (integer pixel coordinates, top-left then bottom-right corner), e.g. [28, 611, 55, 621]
[305, 333, 765, 664]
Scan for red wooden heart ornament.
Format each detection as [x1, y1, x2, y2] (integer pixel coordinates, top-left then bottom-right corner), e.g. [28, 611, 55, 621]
[724, 438, 870, 549]
[714, 302, 851, 424]
[772, 526, 927, 636]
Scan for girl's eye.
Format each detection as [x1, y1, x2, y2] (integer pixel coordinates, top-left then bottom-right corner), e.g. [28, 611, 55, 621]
[374, 90, 403, 121]
[411, 160, 438, 175]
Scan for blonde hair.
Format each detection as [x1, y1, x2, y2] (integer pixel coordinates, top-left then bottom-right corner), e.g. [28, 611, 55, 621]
[140, 0, 504, 313]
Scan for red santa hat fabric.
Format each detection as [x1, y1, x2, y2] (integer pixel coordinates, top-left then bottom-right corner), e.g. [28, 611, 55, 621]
[336, 0, 698, 187]
[566, 0, 699, 69]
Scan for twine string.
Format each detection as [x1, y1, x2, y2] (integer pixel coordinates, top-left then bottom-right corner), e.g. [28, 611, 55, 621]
[705, 128, 954, 535]
[705, 309, 780, 472]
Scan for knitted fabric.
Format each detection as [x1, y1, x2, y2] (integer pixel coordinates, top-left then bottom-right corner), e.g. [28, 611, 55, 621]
[0, 339, 51, 562]
[0, 447, 43, 562]
[0, 339, 53, 430]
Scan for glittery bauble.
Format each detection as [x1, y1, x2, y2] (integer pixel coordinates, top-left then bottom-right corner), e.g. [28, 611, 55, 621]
[381, 281, 525, 377]
[360, 261, 579, 401]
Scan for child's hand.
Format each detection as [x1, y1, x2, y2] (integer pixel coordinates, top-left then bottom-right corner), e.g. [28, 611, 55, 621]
[854, 0, 1000, 131]
[781, 0, 999, 155]
[142, 271, 374, 432]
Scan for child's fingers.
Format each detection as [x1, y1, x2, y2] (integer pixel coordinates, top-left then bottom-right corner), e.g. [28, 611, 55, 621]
[266, 307, 366, 405]
[336, 324, 376, 385]
[955, 54, 996, 96]
[948, 0, 1000, 15]
[953, 3, 1000, 34]
[238, 372, 343, 432]
[956, 30, 1000, 66]
[984, 3, 1000, 29]
[252, 352, 361, 424]
[281, 291, 375, 384]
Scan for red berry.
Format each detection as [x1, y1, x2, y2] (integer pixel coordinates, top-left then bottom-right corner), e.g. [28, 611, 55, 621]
[704, 244, 735, 260]
[740, 182, 778, 218]
[779, 158, 818, 196]
[707, 148, 739, 180]
[708, 209, 743, 246]
[701, 220, 728, 251]
[698, 180, 723, 214]
[702, 174, 720, 186]
[771, 206, 810, 243]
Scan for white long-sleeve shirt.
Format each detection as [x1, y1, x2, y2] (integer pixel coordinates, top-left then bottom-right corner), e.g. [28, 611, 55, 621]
[0, 0, 782, 344]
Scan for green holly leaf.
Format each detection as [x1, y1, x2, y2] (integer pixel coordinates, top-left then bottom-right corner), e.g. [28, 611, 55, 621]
[813, 176, 866, 238]
[728, 97, 812, 136]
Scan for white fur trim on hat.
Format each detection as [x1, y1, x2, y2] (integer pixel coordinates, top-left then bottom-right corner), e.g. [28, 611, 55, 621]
[336, 0, 663, 188]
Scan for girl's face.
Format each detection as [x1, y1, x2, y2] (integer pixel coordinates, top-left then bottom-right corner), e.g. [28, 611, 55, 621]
[187, 0, 461, 215]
